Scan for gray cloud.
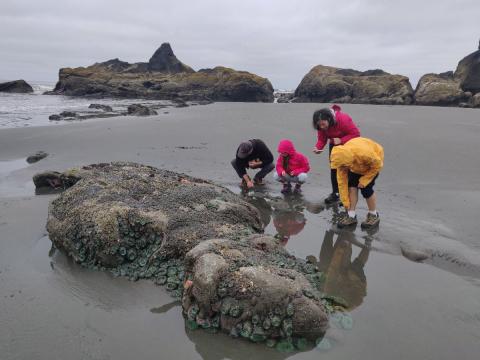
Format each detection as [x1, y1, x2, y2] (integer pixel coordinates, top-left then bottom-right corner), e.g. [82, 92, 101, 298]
[1, 0, 479, 89]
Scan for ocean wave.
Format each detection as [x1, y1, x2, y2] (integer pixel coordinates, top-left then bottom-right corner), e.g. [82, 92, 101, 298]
[32, 83, 54, 94]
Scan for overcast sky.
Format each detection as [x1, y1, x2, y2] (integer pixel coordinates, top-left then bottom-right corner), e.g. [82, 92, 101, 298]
[1, 0, 479, 89]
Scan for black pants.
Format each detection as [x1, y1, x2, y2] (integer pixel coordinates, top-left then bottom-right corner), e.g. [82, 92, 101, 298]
[329, 144, 339, 194]
[348, 172, 379, 199]
[231, 159, 275, 181]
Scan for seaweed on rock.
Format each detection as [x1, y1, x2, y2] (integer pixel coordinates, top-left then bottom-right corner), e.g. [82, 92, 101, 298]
[39, 162, 351, 352]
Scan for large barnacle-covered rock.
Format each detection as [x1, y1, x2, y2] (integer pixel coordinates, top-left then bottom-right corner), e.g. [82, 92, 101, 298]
[43, 162, 262, 276]
[182, 235, 329, 342]
[39, 162, 334, 350]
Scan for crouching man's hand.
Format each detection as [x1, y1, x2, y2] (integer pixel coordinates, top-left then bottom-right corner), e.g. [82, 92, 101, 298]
[248, 159, 262, 169]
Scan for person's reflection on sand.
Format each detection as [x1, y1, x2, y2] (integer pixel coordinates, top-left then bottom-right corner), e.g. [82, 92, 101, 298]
[313, 229, 371, 310]
[272, 209, 306, 246]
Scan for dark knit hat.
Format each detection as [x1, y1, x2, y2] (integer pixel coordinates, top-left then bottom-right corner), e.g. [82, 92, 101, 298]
[237, 141, 253, 159]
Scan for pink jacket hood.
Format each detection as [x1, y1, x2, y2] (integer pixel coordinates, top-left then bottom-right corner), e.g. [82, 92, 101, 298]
[278, 139, 296, 156]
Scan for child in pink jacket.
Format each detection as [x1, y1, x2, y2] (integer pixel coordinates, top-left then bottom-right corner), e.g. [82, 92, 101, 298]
[274, 139, 310, 194]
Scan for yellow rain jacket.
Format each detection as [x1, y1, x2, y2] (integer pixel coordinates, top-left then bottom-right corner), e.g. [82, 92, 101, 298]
[330, 137, 384, 209]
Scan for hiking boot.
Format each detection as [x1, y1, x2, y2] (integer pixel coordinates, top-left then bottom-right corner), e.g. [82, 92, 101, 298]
[293, 184, 302, 194]
[337, 215, 357, 228]
[324, 192, 339, 204]
[253, 178, 265, 186]
[281, 183, 292, 194]
[361, 213, 380, 229]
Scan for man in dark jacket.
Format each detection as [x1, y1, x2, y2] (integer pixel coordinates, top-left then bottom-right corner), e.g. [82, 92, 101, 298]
[231, 139, 274, 189]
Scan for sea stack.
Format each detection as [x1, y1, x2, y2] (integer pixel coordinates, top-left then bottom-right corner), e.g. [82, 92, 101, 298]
[47, 43, 274, 102]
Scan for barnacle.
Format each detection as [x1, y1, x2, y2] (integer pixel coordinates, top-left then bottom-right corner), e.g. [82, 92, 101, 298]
[240, 321, 252, 338]
[127, 249, 137, 261]
[229, 304, 243, 318]
[282, 319, 293, 336]
[250, 326, 266, 342]
[271, 315, 282, 328]
[286, 303, 295, 317]
[155, 276, 167, 285]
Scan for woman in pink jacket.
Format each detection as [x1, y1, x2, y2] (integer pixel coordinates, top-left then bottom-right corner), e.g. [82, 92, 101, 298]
[312, 105, 360, 204]
[274, 139, 310, 194]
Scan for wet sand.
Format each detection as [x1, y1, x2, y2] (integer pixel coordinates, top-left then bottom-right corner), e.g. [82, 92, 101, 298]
[1, 103, 480, 359]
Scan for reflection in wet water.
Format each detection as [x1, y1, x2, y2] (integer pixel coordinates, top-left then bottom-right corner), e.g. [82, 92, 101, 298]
[272, 209, 306, 245]
[312, 230, 371, 311]
[244, 192, 373, 312]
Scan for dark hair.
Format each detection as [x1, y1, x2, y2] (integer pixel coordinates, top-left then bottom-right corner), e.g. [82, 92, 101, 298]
[312, 108, 335, 129]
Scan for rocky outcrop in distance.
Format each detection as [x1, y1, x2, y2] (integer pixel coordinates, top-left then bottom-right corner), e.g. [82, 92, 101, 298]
[293, 65, 414, 105]
[293, 41, 480, 108]
[0, 79, 34, 93]
[35, 162, 352, 351]
[454, 41, 480, 95]
[46, 43, 274, 103]
[414, 42, 480, 108]
[414, 71, 473, 107]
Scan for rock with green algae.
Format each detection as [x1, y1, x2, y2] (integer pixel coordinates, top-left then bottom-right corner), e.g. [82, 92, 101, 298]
[293, 337, 310, 351]
[182, 235, 329, 344]
[41, 162, 262, 272]
[275, 339, 295, 353]
[37, 162, 334, 350]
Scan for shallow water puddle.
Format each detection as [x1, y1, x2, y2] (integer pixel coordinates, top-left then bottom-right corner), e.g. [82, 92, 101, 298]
[0, 158, 28, 175]
[0, 158, 34, 197]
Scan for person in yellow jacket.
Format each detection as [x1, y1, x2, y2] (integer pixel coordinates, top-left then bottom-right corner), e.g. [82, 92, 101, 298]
[330, 137, 384, 229]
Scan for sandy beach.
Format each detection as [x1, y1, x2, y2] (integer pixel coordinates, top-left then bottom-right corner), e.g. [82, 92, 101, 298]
[1, 103, 480, 359]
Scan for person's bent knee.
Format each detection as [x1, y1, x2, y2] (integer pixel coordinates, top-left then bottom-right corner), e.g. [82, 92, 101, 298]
[264, 162, 275, 171]
[361, 187, 374, 198]
[297, 173, 308, 183]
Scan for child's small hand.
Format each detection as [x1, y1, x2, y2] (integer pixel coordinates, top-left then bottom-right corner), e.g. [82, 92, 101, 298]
[313, 147, 323, 154]
[281, 170, 286, 177]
